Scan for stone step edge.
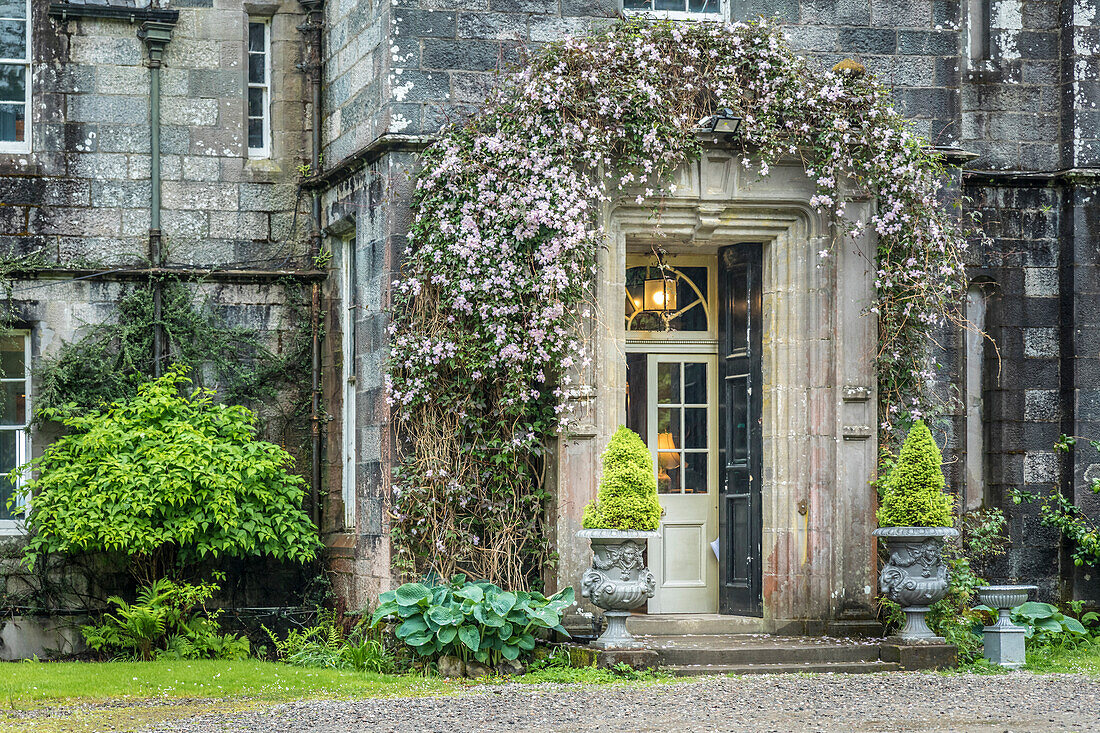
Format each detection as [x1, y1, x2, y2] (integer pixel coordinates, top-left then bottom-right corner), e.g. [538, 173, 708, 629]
[665, 661, 903, 676]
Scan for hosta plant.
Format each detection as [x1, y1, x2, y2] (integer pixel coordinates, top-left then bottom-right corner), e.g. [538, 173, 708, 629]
[371, 576, 574, 666]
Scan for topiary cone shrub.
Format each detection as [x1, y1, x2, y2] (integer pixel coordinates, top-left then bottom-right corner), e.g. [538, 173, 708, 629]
[877, 419, 955, 528]
[581, 426, 662, 531]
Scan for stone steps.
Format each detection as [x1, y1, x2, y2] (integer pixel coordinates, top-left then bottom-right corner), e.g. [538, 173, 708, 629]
[667, 660, 903, 676]
[643, 635, 883, 666]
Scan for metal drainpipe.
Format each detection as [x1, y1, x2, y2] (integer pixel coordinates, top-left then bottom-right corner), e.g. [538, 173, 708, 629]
[139, 21, 176, 377]
[299, 0, 325, 530]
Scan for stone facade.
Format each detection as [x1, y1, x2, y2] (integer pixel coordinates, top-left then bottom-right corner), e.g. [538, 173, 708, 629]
[1, 0, 1098, 626]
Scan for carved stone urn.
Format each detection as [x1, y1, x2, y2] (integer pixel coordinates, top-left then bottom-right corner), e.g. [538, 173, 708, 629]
[577, 528, 659, 649]
[873, 526, 959, 641]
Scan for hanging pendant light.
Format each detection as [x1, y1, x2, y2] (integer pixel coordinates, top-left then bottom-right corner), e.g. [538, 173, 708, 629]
[642, 266, 678, 313]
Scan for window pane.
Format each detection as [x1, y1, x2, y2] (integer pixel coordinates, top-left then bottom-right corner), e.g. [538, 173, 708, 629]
[0, 2, 26, 20]
[685, 407, 706, 449]
[248, 22, 266, 53]
[683, 452, 707, 494]
[623, 0, 651, 8]
[0, 382, 25, 425]
[0, 101, 22, 142]
[0, 19, 25, 59]
[248, 53, 265, 85]
[248, 87, 263, 117]
[0, 335, 23, 378]
[684, 362, 706, 404]
[657, 362, 679, 404]
[0, 431, 17, 521]
[655, 0, 685, 9]
[0, 63, 23, 102]
[688, 0, 719, 11]
[248, 117, 264, 150]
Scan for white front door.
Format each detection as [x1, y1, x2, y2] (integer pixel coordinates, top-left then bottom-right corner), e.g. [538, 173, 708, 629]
[646, 354, 718, 613]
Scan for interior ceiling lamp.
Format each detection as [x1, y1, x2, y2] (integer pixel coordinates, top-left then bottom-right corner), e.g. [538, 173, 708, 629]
[697, 107, 742, 135]
[643, 266, 678, 313]
[656, 432, 680, 482]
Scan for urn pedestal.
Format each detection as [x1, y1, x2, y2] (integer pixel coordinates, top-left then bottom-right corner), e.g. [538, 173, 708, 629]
[873, 526, 958, 641]
[976, 585, 1035, 669]
[577, 529, 659, 650]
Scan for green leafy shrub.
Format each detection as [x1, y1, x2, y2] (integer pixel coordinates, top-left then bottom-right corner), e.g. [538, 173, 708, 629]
[264, 609, 394, 673]
[581, 426, 662, 531]
[14, 365, 320, 582]
[81, 577, 249, 661]
[1005, 602, 1088, 647]
[876, 420, 954, 528]
[372, 575, 574, 666]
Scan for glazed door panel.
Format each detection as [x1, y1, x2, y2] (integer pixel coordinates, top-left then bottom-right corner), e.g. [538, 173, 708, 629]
[646, 354, 718, 614]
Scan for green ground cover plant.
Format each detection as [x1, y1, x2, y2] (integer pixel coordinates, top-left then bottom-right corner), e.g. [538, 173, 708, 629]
[13, 365, 320, 583]
[81, 577, 249, 661]
[372, 576, 574, 667]
[264, 608, 395, 673]
[582, 426, 662, 531]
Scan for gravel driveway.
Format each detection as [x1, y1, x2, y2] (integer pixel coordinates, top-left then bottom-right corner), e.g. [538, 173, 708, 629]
[139, 672, 1100, 733]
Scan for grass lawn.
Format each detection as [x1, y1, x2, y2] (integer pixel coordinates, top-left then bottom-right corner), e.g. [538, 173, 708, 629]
[0, 659, 455, 733]
[1025, 644, 1100, 675]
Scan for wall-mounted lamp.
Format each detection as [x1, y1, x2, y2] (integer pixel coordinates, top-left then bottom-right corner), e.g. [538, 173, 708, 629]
[697, 107, 742, 135]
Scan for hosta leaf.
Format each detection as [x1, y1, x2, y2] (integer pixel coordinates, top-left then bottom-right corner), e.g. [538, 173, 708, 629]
[396, 616, 429, 639]
[500, 643, 521, 660]
[489, 591, 517, 616]
[1063, 617, 1087, 634]
[516, 633, 536, 650]
[404, 630, 434, 647]
[458, 624, 481, 652]
[455, 585, 484, 603]
[428, 606, 464, 627]
[395, 583, 432, 607]
[437, 626, 458, 645]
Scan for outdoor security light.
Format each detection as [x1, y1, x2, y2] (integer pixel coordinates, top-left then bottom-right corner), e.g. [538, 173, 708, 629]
[697, 108, 742, 135]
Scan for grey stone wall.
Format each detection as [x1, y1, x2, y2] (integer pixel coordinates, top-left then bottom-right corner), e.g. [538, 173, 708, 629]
[1, 1, 311, 270]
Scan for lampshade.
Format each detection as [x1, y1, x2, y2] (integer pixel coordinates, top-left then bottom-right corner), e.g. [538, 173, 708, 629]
[657, 432, 680, 470]
[643, 273, 677, 312]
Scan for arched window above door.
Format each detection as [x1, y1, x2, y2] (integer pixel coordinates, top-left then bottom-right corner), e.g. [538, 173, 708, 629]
[625, 259, 712, 334]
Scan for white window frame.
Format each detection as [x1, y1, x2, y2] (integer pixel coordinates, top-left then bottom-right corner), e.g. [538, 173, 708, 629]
[0, 330, 30, 534]
[622, 0, 728, 21]
[0, 0, 31, 154]
[246, 17, 272, 159]
[341, 239, 357, 531]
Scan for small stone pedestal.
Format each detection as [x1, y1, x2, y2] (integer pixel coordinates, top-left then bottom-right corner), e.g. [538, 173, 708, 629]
[977, 585, 1035, 669]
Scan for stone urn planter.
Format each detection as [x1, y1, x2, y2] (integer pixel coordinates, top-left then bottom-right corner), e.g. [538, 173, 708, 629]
[577, 528, 659, 649]
[873, 526, 959, 641]
[976, 584, 1036, 668]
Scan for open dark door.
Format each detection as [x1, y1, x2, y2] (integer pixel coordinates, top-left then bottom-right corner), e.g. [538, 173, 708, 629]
[718, 244, 763, 616]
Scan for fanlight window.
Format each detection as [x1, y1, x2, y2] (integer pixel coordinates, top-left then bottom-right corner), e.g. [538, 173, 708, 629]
[625, 264, 710, 332]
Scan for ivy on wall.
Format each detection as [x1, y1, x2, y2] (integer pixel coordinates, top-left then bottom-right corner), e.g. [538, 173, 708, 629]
[388, 18, 969, 588]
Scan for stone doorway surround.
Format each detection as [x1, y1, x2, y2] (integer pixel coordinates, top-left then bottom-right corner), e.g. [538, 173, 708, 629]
[552, 149, 880, 633]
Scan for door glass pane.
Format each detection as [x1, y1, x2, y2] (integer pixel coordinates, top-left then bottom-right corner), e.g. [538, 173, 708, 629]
[0, 431, 15, 520]
[683, 452, 707, 494]
[684, 362, 706, 404]
[684, 407, 706, 449]
[657, 450, 680, 494]
[0, 334, 23, 378]
[657, 362, 679, 404]
[657, 407, 680, 445]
